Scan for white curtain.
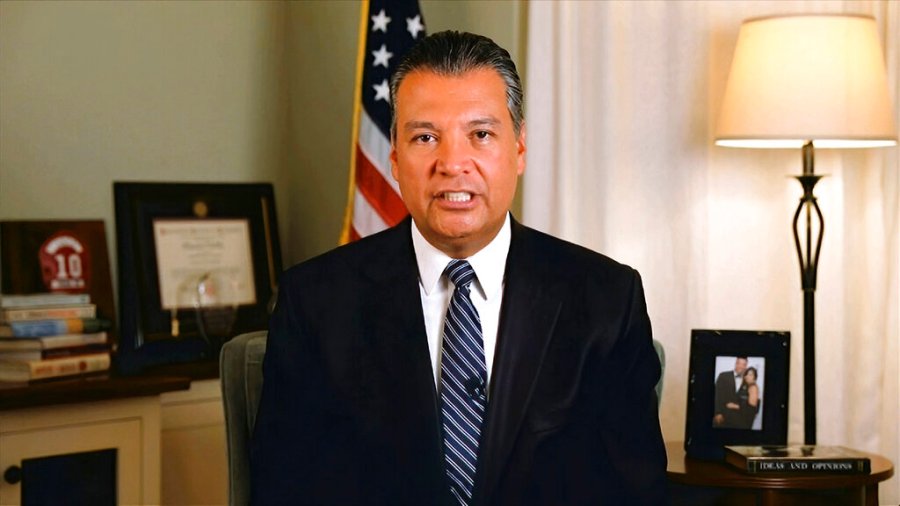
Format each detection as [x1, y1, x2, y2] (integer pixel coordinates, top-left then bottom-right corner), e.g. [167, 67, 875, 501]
[524, 1, 899, 503]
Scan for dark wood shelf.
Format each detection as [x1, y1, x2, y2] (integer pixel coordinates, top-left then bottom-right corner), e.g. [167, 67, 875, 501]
[0, 373, 191, 411]
[140, 358, 220, 381]
[0, 356, 220, 411]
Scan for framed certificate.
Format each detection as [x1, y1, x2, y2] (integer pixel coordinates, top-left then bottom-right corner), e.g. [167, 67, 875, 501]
[114, 182, 281, 374]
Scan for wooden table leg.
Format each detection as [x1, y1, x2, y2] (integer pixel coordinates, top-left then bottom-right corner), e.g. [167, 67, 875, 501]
[760, 489, 779, 506]
[865, 484, 878, 506]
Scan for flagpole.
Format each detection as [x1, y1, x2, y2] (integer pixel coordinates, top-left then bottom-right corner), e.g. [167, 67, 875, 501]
[339, 0, 371, 245]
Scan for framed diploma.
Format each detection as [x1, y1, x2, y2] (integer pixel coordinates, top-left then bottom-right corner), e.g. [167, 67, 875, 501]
[114, 182, 282, 374]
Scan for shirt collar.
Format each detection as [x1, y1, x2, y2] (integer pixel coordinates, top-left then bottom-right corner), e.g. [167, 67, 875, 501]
[411, 213, 511, 301]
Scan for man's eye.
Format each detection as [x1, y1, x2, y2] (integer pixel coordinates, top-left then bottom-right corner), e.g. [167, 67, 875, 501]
[414, 134, 435, 143]
[474, 130, 492, 140]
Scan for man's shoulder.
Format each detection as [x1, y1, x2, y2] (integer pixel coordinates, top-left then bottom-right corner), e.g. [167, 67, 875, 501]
[512, 222, 638, 282]
[281, 222, 409, 287]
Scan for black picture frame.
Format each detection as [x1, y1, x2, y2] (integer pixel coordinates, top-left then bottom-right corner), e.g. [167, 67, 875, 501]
[685, 329, 790, 460]
[113, 182, 282, 375]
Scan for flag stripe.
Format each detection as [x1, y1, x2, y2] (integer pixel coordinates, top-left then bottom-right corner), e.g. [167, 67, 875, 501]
[355, 145, 408, 226]
[358, 109, 401, 195]
[351, 187, 389, 238]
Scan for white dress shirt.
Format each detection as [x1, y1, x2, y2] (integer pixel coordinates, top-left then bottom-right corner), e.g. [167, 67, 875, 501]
[411, 214, 511, 390]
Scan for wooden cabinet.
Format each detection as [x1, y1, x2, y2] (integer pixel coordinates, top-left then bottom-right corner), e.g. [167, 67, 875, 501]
[160, 378, 228, 506]
[0, 396, 161, 505]
[0, 374, 227, 506]
[0, 374, 189, 505]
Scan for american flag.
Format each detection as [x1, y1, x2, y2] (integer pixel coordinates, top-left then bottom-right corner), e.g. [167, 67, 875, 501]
[340, 0, 426, 242]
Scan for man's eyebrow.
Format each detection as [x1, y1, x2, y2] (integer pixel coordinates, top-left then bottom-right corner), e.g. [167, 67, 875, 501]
[467, 117, 501, 128]
[402, 120, 437, 132]
[401, 117, 501, 132]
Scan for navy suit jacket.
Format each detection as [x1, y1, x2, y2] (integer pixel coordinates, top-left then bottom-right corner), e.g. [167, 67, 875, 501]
[251, 217, 668, 505]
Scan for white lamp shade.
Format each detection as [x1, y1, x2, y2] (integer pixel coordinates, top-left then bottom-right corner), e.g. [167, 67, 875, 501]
[715, 14, 897, 149]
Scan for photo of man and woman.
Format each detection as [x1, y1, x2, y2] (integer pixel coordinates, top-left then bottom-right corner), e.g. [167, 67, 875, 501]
[712, 355, 766, 431]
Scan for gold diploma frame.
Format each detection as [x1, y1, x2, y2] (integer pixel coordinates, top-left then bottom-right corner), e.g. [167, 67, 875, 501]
[114, 182, 281, 374]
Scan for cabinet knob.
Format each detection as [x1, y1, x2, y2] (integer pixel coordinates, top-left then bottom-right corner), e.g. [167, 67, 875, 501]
[3, 466, 22, 484]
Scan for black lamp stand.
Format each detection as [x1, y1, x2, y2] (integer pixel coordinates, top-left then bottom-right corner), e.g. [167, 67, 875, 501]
[792, 140, 824, 445]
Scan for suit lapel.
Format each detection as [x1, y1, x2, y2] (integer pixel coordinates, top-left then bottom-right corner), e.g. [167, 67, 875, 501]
[362, 220, 436, 402]
[475, 220, 563, 503]
[359, 219, 447, 500]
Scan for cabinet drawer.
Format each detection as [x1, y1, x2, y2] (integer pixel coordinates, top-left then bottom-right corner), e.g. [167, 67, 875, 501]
[0, 397, 161, 506]
[0, 417, 142, 505]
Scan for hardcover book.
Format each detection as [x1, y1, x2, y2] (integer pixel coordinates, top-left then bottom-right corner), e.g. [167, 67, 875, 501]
[0, 343, 111, 362]
[725, 445, 871, 474]
[1, 304, 96, 323]
[0, 332, 109, 352]
[0, 293, 91, 309]
[0, 318, 112, 338]
[0, 352, 111, 382]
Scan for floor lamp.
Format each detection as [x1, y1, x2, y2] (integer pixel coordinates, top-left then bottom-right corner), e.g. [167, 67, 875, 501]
[714, 14, 897, 445]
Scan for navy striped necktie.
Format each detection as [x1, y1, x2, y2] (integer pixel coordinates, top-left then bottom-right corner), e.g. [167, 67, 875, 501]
[440, 259, 487, 505]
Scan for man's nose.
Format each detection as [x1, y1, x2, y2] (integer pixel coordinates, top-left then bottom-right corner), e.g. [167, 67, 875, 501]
[435, 136, 472, 175]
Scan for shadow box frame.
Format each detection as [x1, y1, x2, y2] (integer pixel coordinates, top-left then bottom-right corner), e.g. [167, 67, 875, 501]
[684, 329, 790, 461]
[113, 182, 282, 375]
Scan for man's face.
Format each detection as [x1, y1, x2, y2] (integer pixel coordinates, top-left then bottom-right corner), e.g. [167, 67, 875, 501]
[734, 358, 748, 375]
[390, 68, 526, 258]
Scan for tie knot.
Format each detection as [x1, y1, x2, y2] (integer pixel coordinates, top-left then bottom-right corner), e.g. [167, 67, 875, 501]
[445, 259, 476, 289]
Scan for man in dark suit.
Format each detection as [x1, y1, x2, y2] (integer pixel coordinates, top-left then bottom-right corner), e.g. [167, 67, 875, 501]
[251, 31, 668, 505]
[713, 356, 748, 428]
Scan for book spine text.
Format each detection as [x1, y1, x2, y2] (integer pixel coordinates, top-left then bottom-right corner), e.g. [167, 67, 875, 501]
[1, 305, 96, 322]
[28, 353, 111, 380]
[748, 459, 870, 473]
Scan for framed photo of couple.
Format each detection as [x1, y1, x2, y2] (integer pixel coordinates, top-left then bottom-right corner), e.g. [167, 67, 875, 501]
[684, 329, 790, 460]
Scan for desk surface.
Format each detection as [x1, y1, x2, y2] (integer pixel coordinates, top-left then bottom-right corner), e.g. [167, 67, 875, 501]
[666, 441, 894, 490]
[0, 373, 191, 411]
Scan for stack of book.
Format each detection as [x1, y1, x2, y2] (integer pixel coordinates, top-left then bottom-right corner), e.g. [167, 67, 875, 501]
[0, 293, 112, 382]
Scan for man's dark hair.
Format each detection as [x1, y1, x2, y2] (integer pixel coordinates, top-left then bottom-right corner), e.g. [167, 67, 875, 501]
[390, 30, 524, 139]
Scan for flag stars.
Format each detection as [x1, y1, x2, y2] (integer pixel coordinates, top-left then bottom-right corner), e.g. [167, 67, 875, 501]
[373, 79, 390, 103]
[372, 44, 393, 68]
[371, 9, 390, 32]
[407, 15, 424, 38]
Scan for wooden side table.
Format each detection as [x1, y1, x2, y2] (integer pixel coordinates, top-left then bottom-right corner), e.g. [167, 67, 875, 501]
[666, 441, 894, 506]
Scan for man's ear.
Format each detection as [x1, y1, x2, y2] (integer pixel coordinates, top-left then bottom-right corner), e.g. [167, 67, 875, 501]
[516, 122, 527, 176]
[390, 144, 399, 180]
